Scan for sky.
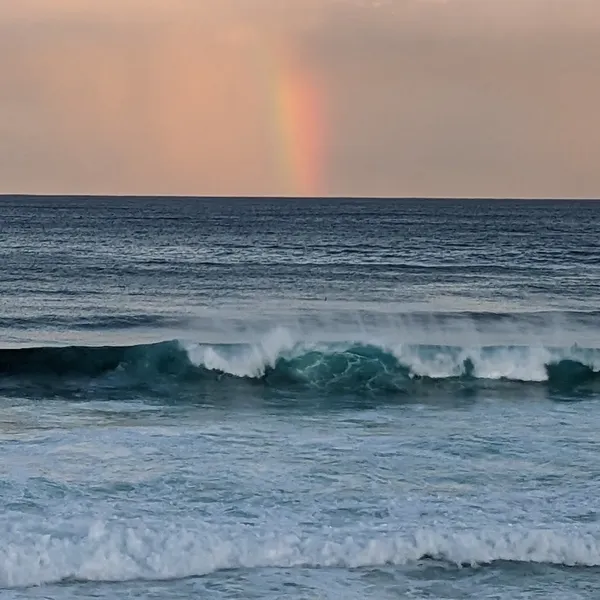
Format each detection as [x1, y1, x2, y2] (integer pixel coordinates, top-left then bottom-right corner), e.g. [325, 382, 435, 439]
[1, 0, 599, 198]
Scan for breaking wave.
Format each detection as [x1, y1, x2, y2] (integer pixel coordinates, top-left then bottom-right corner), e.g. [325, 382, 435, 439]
[1, 521, 600, 588]
[0, 328, 598, 394]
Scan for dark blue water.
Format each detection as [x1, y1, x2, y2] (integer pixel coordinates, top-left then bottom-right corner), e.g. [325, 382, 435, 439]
[1, 196, 599, 599]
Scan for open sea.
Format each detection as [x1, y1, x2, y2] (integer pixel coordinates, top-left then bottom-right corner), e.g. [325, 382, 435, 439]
[0, 196, 599, 599]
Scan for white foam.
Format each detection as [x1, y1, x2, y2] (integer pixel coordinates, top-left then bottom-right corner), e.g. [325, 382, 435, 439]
[1, 522, 600, 588]
[184, 326, 299, 378]
[391, 343, 600, 382]
[179, 325, 599, 383]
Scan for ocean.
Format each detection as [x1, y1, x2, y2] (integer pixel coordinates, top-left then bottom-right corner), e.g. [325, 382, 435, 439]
[0, 196, 599, 599]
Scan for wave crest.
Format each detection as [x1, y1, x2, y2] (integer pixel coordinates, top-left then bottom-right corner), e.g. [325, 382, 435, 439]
[186, 328, 600, 391]
[0, 328, 599, 394]
[2, 522, 600, 587]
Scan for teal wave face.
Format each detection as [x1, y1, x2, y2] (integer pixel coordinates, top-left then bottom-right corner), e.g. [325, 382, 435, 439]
[0, 340, 598, 398]
[265, 345, 600, 392]
[0, 342, 189, 378]
[263, 346, 412, 393]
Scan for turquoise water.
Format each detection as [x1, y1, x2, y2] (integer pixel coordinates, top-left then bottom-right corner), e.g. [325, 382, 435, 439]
[1, 197, 599, 599]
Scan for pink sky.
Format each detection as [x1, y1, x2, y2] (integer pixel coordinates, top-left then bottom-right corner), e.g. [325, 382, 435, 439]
[1, 0, 599, 197]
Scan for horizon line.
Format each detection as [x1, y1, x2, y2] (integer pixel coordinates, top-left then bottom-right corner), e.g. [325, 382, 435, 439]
[1, 194, 599, 202]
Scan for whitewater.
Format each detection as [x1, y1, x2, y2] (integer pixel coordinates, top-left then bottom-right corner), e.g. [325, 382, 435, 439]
[1, 196, 599, 600]
[2, 330, 599, 391]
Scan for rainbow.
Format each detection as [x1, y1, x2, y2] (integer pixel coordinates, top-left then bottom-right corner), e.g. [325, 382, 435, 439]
[257, 38, 327, 197]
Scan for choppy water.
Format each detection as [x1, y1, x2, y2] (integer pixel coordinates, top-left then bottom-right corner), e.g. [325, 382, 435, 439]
[1, 196, 599, 599]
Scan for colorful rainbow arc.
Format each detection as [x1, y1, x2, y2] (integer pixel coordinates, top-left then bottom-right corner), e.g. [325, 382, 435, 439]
[256, 38, 327, 197]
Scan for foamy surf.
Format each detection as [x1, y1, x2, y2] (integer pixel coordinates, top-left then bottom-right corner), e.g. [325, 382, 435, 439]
[0, 326, 598, 394]
[1, 521, 600, 588]
[185, 328, 600, 384]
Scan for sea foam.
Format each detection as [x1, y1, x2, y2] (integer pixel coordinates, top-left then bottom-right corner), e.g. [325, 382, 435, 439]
[1, 520, 600, 588]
